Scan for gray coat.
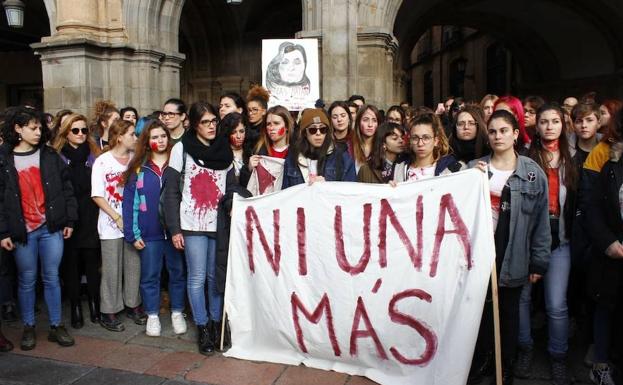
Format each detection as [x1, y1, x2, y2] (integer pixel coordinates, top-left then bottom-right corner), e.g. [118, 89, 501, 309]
[470, 155, 551, 287]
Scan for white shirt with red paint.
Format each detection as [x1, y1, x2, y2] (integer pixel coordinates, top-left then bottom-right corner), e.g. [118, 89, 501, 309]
[170, 143, 230, 233]
[14, 149, 46, 232]
[91, 151, 130, 239]
[489, 164, 513, 229]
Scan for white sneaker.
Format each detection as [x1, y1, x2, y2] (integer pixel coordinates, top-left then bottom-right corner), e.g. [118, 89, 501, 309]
[171, 312, 187, 335]
[146, 315, 161, 337]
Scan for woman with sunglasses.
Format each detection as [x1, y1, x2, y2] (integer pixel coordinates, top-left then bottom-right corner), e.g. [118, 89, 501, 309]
[282, 109, 356, 188]
[393, 113, 457, 182]
[162, 102, 240, 355]
[160, 98, 187, 144]
[52, 114, 102, 328]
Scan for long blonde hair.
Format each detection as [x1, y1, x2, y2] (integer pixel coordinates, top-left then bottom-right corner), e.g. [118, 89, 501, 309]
[52, 113, 101, 156]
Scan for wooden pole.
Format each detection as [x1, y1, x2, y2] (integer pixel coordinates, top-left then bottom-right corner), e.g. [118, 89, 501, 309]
[490, 261, 502, 385]
[220, 311, 227, 351]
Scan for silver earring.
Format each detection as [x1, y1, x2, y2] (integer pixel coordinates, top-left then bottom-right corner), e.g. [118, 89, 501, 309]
[18, 133, 22, 141]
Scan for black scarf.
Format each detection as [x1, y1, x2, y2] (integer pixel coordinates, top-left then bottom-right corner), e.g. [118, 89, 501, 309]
[450, 137, 477, 163]
[61, 142, 92, 195]
[182, 130, 233, 170]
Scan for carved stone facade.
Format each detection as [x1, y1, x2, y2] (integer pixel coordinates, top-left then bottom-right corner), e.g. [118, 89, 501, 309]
[1, 0, 623, 115]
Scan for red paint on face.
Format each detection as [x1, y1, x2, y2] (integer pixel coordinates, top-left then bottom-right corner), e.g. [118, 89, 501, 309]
[276, 126, 286, 137]
[18, 166, 45, 231]
[378, 197, 423, 270]
[189, 169, 223, 216]
[245, 206, 281, 275]
[350, 296, 388, 359]
[388, 289, 438, 366]
[334, 204, 372, 275]
[149, 141, 159, 152]
[291, 292, 341, 356]
[230, 134, 244, 148]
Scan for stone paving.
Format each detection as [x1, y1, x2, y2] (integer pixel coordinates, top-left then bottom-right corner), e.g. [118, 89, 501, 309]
[0, 299, 612, 385]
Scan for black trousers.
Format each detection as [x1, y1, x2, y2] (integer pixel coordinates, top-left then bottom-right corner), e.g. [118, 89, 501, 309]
[61, 247, 101, 302]
[473, 284, 523, 366]
[0, 248, 16, 305]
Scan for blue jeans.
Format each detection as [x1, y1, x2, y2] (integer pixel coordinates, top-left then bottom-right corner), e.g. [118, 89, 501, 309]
[518, 243, 570, 356]
[14, 227, 64, 326]
[139, 239, 186, 315]
[184, 235, 221, 325]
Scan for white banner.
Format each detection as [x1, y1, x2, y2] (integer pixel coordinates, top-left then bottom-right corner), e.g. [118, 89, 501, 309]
[262, 39, 320, 111]
[224, 170, 495, 385]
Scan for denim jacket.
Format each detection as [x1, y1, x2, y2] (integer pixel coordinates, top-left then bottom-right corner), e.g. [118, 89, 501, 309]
[470, 155, 551, 287]
[282, 148, 356, 189]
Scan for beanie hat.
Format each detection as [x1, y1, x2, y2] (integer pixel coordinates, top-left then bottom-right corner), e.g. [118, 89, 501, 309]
[299, 108, 329, 130]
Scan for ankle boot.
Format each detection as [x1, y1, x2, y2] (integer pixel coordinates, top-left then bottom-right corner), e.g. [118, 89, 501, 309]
[70, 301, 84, 329]
[87, 296, 100, 323]
[197, 323, 215, 356]
[0, 321, 13, 352]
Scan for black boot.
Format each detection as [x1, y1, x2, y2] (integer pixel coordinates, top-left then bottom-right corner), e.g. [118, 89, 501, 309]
[489, 360, 514, 385]
[0, 321, 13, 352]
[70, 301, 84, 329]
[197, 323, 215, 356]
[1, 303, 18, 322]
[87, 296, 100, 323]
[468, 350, 494, 384]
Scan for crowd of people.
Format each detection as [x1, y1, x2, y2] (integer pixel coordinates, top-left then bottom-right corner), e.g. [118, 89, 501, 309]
[0, 86, 622, 385]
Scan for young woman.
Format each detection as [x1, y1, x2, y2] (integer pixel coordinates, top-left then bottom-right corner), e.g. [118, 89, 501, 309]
[585, 109, 623, 385]
[227, 112, 248, 182]
[357, 122, 404, 183]
[523, 96, 545, 141]
[120, 106, 138, 125]
[385, 105, 406, 126]
[91, 100, 120, 150]
[516, 105, 577, 384]
[121, 120, 186, 337]
[162, 102, 237, 355]
[468, 110, 550, 385]
[160, 98, 187, 144]
[351, 104, 380, 171]
[328, 101, 353, 154]
[449, 105, 489, 166]
[0, 107, 78, 350]
[598, 99, 623, 135]
[219, 92, 247, 120]
[480, 94, 498, 122]
[393, 113, 457, 182]
[282, 108, 356, 188]
[52, 114, 102, 328]
[239, 106, 293, 188]
[91, 119, 145, 332]
[246, 85, 269, 149]
[494, 96, 530, 150]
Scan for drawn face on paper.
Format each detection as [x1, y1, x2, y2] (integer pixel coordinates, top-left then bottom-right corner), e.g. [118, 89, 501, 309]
[279, 49, 306, 83]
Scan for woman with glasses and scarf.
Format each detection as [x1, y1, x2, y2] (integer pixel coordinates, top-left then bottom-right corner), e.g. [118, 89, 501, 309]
[160, 98, 187, 145]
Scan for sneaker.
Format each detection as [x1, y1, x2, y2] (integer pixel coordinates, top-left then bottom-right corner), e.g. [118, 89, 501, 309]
[145, 315, 161, 337]
[20, 325, 36, 351]
[126, 306, 147, 325]
[48, 324, 75, 347]
[100, 313, 125, 332]
[514, 344, 533, 379]
[550, 355, 571, 385]
[171, 312, 187, 335]
[590, 364, 616, 385]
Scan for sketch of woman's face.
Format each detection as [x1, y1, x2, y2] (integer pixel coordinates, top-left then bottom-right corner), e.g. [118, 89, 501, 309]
[278, 49, 306, 83]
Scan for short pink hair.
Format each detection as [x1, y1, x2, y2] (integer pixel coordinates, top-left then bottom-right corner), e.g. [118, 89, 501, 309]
[494, 96, 530, 146]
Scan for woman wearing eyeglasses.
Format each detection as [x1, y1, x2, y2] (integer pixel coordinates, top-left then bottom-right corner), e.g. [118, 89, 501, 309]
[281, 109, 356, 188]
[52, 114, 102, 329]
[393, 113, 457, 182]
[449, 105, 490, 167]
[160, 98, 187, 144]
[162, 102, 239, 356]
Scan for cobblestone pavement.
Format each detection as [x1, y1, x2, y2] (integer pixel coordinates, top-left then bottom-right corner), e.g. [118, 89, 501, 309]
[0, 299, 616, 385]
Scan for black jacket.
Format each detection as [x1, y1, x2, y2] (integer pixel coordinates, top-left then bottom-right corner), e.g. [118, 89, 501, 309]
[586, 158, 623, 308]
[0, 145, 78, 244]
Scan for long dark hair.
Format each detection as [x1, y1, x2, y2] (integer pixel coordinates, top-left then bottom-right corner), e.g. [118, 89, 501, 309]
[188, 101, 219, 137]
[527, 104, 577, 191]
[1, 106, 48, 148]
[368, 122, 403, 171]
[290, 116, 335, 177]
[121, 120, 171, 186]
[449, 105, 489, 161]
